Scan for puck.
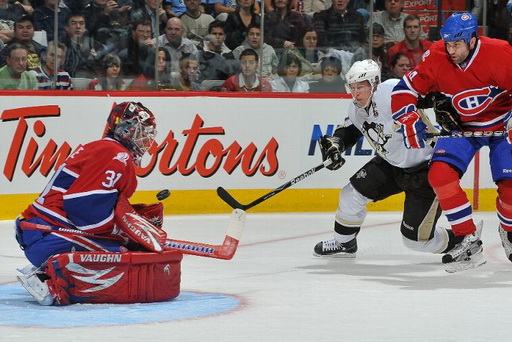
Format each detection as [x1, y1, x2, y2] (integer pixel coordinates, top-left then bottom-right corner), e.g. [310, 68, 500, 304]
[156, 189, 170, 201]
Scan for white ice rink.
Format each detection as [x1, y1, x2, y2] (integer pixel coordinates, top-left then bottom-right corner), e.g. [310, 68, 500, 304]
[1, 211, 511, 341]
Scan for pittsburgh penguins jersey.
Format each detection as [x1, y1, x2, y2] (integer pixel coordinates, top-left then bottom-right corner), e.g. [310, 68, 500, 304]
[391, 36, 512, 131]
[22, 138, 138, 234]
[347, 78, 433, 168]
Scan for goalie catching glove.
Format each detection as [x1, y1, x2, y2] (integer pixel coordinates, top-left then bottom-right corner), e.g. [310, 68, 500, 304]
[319, 135, 346, 170]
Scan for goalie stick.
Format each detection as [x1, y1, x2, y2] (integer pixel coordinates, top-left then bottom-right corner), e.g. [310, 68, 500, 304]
[19, 209, 246, 260]
[217, 159, 333, 211]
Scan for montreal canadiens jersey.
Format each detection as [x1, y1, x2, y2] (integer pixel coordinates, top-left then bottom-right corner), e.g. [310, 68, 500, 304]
[22, 138, 137, 234]
[347, 78, 433, 168]
[391, 36, 512, 131]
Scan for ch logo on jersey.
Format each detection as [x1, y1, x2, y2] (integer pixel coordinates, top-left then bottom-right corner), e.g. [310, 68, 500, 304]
[114, 152, 130, 165]
[362, 121, 392, 155]
[452, 86, 505, 117]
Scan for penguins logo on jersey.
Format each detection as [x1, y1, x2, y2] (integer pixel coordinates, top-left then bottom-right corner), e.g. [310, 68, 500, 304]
[452, 86, 506, 117]
[362, 121, 392, 155]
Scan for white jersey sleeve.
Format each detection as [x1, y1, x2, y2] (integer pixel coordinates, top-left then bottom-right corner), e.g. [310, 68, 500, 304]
[347, 79, 433, 168]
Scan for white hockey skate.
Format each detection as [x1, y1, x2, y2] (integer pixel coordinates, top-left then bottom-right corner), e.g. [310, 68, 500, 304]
[17, 267, 54, 306]
[442, 221, 486, 273]
[313, 238, 357, 258]
[498, 225, 512, 262]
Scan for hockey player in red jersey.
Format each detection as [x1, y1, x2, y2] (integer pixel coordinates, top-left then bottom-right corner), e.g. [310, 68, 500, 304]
[15, 102, 183, 305]
[314, 59, 460, 260]
[391, 12, 512, 272]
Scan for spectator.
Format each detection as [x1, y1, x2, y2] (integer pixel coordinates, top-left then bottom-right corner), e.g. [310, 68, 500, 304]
[302, 0, 331, 20]
[270, 51, 309, 92]
[130, 47, 172, 90]
[221, 48, 272, 91]
[309, 55, 345, 92]
[386, 14, 433, 69]
[232, 23, 278, 78]
[180, 0, 215, 45]
[264, 0, 305, 55]
[387, 51, 410, 79]
[61, 13, 102, 77]
[197, 20, 237, 82]
[313, 0, 366, 53]
[29, 41, 73, 90]
[373, 0, 426, 45]
[119, 19, 156, 78]
[0, 14, 46, 69]
[0, 0, 29, 44]
[81, 0, 132, 47]
[224, 0, 260, 50]
[371, 22, 390, 81]
[87, 52, 127, 90]
[0, 43, 37, 89]
[168, 53, 203, 90]
[130, 0, 169, 36]
[293, 26, 321, 76]
[33, 0, 70, 43]
[155, 17, 198, 73]
[163, 0, 186, 17]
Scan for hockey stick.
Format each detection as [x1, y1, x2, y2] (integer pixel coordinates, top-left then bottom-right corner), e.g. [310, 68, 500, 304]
[217, 159, 334, 211]
[426, 130, 507, 138]
[19, 209, 246, 260]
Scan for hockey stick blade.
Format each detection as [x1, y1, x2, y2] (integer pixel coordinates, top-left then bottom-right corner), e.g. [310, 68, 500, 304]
[217, 160, 333, 211]
[427, 130, 507, 138]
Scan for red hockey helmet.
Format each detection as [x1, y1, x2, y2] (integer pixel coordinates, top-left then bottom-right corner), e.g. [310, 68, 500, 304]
[106, 102, 157, 164]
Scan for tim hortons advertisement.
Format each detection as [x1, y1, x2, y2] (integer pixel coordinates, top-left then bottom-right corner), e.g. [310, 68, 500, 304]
[0, 94, 484, 196]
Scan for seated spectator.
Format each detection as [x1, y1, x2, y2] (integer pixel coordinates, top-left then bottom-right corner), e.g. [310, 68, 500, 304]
[33, 0, 70, 42]
[0, 43, 37, 89]
[386, 14, 432, 69]
[264, 0, 305, 55]
[0, 0, 29, 44]
[371, 22, 390, 81]
[313, 0, 366, 53]
[163, 0, 186, 17]
[373, 0, 426, 45]
[168, 53, 203, 90]
[302, 0, 331, 20]
[197, 20, 237, 81]
[88, 53, 127, 90]
[180, 0, 215, 45]
[270, 52, 309, 92]
[232, 23, 278, 78]
[221, 48, 272, 91]
[293, 26, 321, 77]
[61, 13, 102, 77]
[119, 19, 156, 78]
[0, 14, 46, 69]
[131, 0, 169, 36]
[387, 51, 410, 79]
[224, 0, 260, 50]
[29, 41, 73, 89]
[156, 17, 198, 74]
[130, 46, 172, 90]
[309, 55, 345, 93]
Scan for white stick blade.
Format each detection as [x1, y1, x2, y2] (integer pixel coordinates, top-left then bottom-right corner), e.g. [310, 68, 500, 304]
[226, 208, 246, 240]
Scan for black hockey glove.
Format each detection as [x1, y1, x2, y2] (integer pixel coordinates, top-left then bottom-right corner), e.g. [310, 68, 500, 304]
[431, 92, 462, 133]
[320, 135, 345, 171]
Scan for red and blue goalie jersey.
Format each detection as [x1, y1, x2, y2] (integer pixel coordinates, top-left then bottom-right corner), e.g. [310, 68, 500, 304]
[392, 36, 512, 131]
[22, 138, 137, 234]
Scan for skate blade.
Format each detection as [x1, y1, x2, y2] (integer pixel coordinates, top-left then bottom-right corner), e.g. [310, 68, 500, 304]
[313, 252, 356, 259]
[445, 253, 487, 273]
[17, 275, 54, 306]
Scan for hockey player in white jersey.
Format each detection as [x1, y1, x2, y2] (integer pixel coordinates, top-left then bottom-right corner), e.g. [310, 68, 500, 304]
[314, 59, 461, 261]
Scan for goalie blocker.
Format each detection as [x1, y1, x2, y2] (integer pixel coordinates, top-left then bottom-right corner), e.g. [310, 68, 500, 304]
[42, 250, 182, 305]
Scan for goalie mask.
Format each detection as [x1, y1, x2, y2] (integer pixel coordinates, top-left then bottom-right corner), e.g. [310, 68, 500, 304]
[345, 59, 381, 108]
[107, 102, 157, 165]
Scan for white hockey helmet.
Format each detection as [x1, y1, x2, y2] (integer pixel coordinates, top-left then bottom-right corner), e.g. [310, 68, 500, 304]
[345, 59, 381, 107]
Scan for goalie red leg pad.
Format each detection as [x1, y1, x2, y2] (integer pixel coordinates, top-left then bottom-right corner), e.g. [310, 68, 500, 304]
[45, 250, 182, 305]
[428, 162, 475, 236]
[115, 194, 167, 252]
[497, 179, 512, 232]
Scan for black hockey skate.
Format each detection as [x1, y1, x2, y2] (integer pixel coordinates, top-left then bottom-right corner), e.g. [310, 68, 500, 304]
[498, 225, 512, 262]
[313, 238, 357, 258]
[442, 221, 486, 273]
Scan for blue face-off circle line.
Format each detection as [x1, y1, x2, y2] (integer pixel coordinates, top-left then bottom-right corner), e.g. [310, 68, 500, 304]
[0, 283, 246, 328]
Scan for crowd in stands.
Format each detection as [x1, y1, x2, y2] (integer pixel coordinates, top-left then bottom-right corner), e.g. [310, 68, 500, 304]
[0, 0, 510, 92]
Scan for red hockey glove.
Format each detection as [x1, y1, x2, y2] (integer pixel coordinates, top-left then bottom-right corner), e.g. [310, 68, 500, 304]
[393, 110, 428, 149]
[504, 111, 512, 144]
